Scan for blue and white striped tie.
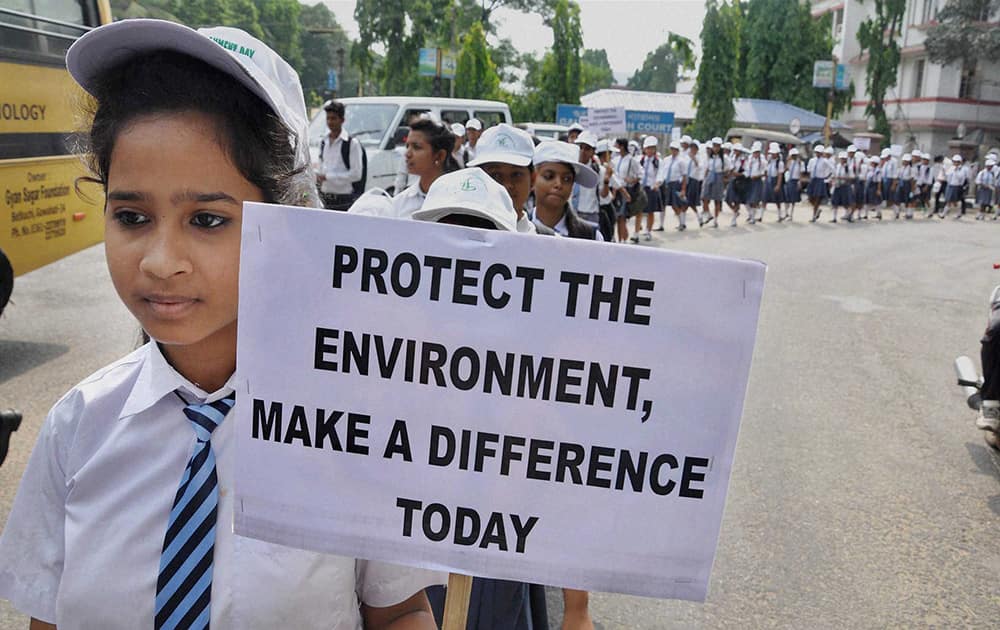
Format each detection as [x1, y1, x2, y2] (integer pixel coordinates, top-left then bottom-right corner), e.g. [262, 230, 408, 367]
[155, 392, 235, 630]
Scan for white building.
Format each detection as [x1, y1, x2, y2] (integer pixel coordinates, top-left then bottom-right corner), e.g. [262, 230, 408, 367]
[812, 0, 1000, 156]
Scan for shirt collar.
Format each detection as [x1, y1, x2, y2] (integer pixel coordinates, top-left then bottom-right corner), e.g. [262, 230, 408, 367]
[119, 342, 236, 419]
[327, 129, 350, 143]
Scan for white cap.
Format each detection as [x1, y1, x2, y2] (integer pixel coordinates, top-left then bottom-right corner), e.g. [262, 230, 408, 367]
[412, 168, 518, 232]
[712, 137, 723, 145]
[465, 118, 482, 131]
[880, 148, 891, 157]
[847, 144, 857, 152]
[669, 140, 681, 150]
[814, 144, 825, 153]
[533, 140, 599, 188]
[768, 142, 780, 153]
[628, 139, 639, 148]
[450, 122, 466, 137]
[67, 19, 311, 171]
[953, 154, 963, 162]
[568, 122, 585, 133]
[643, 135, 658, 149]
[681, 134, 692, 144]
[575, 130, 598, 148]
[837, 151, 847, 159]
[733, 142, 746, 153]
[722, 142, 732, 150]
[691, 140, 701, 149]
[595, 139, 611, 153]
[788, 147, 799, 156]
[347, 188, 394, 217]
[824, 146, 834, 154]
[901, 153, 911, 162]
[869, 156, 879, 163]
[467, 123, 534, 167]
[987, 159, 997, 167]
[750, 141, 762, 153]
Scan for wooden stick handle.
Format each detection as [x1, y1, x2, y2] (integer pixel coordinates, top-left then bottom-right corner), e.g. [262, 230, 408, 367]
[441, 572, 473, 630]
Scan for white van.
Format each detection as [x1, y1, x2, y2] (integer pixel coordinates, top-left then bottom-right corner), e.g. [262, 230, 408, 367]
[308, 96, 512, 194]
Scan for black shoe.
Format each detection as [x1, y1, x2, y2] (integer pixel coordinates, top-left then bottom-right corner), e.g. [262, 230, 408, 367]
[653, 226, 665, 232]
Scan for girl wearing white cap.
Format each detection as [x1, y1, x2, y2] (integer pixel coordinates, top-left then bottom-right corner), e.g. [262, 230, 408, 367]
[943, 154, 970, 218]
[764, 144, 785, 221]
[880, 149, 899, 219]
[0, 19, 445, 629]
[531, 141, 603, 239]
[782, 148, 803, 221]
[702, 138, 726, 228]
[806, 145, 832, 222]
[975, 159, 996, 220]
[863, 155, 883, 220]
[726, 144, 749, 226]
[745, 143, 765, 224]
[830, 152, 851, 223]
[898, 154, 916, 219]
[686, 141, 707, 226]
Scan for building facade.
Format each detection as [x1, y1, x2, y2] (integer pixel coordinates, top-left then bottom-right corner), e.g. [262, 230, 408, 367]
[812, 0, 1000, 156]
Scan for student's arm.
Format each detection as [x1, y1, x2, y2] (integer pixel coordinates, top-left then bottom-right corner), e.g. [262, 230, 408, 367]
[562, 588, 594, 630]
[30, 620, 56, 630]
[361, 591, 436, 630]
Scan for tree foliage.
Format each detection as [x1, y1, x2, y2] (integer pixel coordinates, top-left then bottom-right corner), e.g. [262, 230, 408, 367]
[580, 48, 615, 94]
[857, 0, 906, 138]
[454, 21, 501, 99]
[926, 0, 1000, 67]
[548, 0, 583, 106]
[691, 0, 740, 138]
[627, 42, 684, 93]
[298, 2, 358, 103]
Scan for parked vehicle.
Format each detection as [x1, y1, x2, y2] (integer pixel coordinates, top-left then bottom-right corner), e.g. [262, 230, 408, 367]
[954, 283, 1000, 470]
[307, 96, 512, 194]
[516, 122, 569, 141]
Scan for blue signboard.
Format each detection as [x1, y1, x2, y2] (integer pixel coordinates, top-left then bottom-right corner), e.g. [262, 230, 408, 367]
[555, 103, 674, 135]
[834, 64, 848, 91]
[326, 69, 338, 91]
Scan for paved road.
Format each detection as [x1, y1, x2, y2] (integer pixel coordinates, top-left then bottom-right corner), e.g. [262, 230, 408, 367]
[2, 214, 999, 628]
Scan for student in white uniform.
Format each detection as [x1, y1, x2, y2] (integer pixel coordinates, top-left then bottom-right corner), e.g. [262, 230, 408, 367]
[450, 122, 467, 169]
[975, 159, 996, 220]
[0, 19, 444, 630]
[463, 117, 483, 163]
[782, 147, 803, 221]
[392, 118, 460, 219]
[702, 137, 726, 228]
[745, 142, 765, 224]
[531, 141, 604, 239]
[764, 143, 785, 221]
[943, 154, 970, 219]
[636, 135, 662, 240]
[829, 151, 851, 223]
[655, 140, 689, 231]
[809, 147, 835, 222]
[880, 148, 899, 218]
[595, 139, 626, 241]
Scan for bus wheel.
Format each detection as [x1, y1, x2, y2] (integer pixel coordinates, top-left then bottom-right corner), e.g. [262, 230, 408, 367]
[0, 248, 12, 317]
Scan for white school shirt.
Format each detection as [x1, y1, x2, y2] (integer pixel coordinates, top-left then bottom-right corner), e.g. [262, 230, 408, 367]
[391, 182, 429, 219]
[0, 342, 445, 629]
[766, 157, 784, 178]
[688, 153, 705, 180]
[810, 157, 833, 180]
[659, 154, 688, 185]
[746, 155, 765, 178]
[613, 153, 641, 184]
[530, 209, 605, 241]
[976, 167, 994, 189]
[948, 164, 970, 186]
[882, 158, 898, 179]
[639, 155, 659, 187]
[705, 154, 724, 176]
[598, 164, 623, 205]
[786, 159, 802, 181]
[320, 130, 364, 195]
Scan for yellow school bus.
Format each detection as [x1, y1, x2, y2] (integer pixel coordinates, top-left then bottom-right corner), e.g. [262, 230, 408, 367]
[0, 0, 112, 313]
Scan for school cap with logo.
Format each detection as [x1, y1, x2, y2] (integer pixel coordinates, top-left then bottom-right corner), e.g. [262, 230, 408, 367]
[642, 136, 658, 149]
[467, 123, 534, 167]
[66, 19, 311, 170]
[465, 118, 483, 131]
[412, 168, 518, 232]
[595, 139, 611, 153]
[533, 140, 599, 188]
[574, 130, 598, 148]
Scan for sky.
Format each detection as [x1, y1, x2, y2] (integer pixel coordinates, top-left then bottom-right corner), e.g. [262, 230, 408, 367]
[321, 0, 706, 85]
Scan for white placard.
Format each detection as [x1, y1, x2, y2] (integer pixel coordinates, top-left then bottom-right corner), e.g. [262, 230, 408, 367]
[853, 136, 871, 151]
[586, 106, 627, 136]
[233, 205, 766, 602]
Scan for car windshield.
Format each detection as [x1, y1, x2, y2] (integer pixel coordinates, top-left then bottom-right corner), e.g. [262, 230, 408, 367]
[308, 103, 399, 150]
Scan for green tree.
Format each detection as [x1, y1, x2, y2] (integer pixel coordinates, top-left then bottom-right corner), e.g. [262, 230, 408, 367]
[691, 0, 740, 138]
[627, 43, 683, 92]
[253, 0, 303, 70]
[298, 2, 358, 100]
[580, 48, 614, 94]
[857, 0, 906, 138]
[926, 0, 1000, 67]
[454, 21, 501, 99]
[547, 0, 583, 106]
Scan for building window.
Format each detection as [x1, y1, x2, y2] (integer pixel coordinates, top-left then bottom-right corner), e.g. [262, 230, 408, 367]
[913, 59, 925, 98]
[832, 8, 844, 40]
[959, 60, 976, 99]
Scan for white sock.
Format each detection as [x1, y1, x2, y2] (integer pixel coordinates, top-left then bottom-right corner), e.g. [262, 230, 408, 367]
[679, 212, 687, 227]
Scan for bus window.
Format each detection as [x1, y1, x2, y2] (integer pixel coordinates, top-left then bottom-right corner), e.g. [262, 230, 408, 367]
[0, 0, 97, 64]
[474, 111, 505, 128]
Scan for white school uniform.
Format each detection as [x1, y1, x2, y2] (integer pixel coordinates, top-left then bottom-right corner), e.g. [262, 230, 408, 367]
[391, 182, 429, 219]
[320, 130, 364, 195]
[948, 164, 970, 186]
[656, 154, 687, 185]
[0, 342, 445, 629]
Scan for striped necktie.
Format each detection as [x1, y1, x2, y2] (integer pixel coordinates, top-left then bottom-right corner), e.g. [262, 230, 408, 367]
[155, 392, 235, 630]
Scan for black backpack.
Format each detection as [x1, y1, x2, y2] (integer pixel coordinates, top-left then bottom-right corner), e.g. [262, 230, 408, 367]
[320, 136, 367, 197]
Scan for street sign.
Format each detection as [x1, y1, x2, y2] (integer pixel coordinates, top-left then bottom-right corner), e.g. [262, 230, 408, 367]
[555, 104, 675, 136]
[834, 64, 849, 91]
[326, 68, 338, 92]
[418, 48, 457, 79]
[813, 60, 834, 89]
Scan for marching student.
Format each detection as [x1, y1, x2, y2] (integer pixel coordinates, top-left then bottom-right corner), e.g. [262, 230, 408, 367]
[686, 141, 706, 226]
[845, 145, 862, 221]
[975, 158, 996, 220]
[464, 118, 483, 162]
[764, 143, 785, 220]
[467, 123, 555, 235]
[879, 148, 898, 219]
[531, 140, 603, 239]
[829, 151, 851, 223]
[931, 155, 950, 217]
[656, 140, 689, 231]
[613, 138, 642, 241]
[781, 147, 803, 221]
[566, 122, 584, 144]
[916, 152, 933, 214]
[572, 131, 607, 233]
[899, 153, 916, 219]
[450, 123, 468, 169]
[727, 143, 749, 226]
[595, 139, 625, 240]
[943, 154, 970, 219]
[702, 137, 726, 228]
[745, 142, 766, 224]
[636, 135, 662, 240]
[0, 19, 445, 630]
[863, 155, 882, 220]
[806, 144, 831, 222]
[393, 118, 459, 219]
